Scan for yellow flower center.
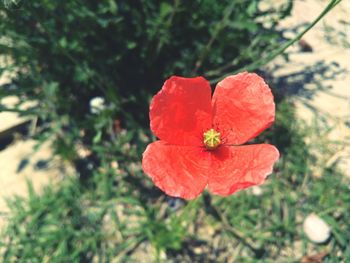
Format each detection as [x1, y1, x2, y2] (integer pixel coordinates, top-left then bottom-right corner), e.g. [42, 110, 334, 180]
[203, 128, 221, 150]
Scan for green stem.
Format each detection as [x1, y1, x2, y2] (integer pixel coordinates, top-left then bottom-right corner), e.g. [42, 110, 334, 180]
[208, 0, 343, 84]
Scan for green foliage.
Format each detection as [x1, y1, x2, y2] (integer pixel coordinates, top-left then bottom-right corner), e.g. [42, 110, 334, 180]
[0, 0, 290, 128]
[1, 0, 349, 262]
[2, 99, 350, 262]
[2, 180, 106, 262]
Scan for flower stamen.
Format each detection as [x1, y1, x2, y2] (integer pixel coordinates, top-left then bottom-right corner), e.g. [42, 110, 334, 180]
[203, 128, 221, 150]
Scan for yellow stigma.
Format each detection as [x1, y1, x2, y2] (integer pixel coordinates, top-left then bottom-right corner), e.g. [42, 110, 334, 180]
[203, 128, 221, 150]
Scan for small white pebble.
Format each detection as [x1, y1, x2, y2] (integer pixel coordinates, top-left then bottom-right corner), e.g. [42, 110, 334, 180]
[303, 213, 331, 243]
[251, 186, 263, 196]
[89, 97, 106, 114]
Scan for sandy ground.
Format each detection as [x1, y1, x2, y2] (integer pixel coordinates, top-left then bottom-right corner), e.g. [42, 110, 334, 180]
[0, 0, 349, 229]
[0, 76, 71, 228]
[0, 140, 68, 227]
[268, 0, 350, 177]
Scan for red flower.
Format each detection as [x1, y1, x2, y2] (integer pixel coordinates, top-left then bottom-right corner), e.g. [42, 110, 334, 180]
[142, 72, 279, 200]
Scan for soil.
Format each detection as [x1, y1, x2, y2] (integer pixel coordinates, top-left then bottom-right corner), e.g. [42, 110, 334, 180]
[267, 0, 350, 177]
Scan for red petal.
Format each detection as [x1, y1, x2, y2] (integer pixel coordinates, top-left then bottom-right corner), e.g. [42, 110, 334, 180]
[208, 144, 279, 196]
[212, 72, 275, 145]
[142, 141, 210, 200]
[150, 76, 212, 146]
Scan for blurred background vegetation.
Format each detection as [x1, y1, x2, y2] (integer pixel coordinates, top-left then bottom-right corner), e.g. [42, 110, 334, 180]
[0, 0, 349, 262]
